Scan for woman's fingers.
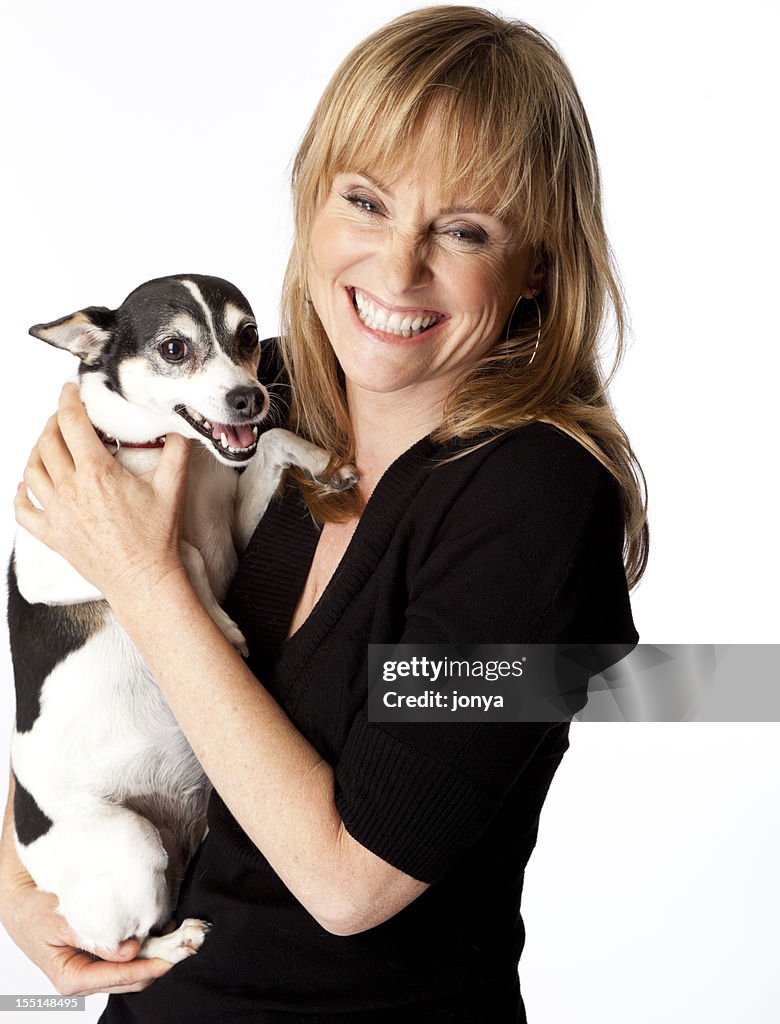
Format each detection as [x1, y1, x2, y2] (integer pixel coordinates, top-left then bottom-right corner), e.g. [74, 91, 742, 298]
[36, 413, 76, 484]
[14, 482, 46, 536]
[48, 945, 172, 997]
[154, 433, 192, 505]
[55, 382, 111, 471]
[94, 938, 142, 961]
[44, 909, 171, 996]
[22, 450, 54, 508]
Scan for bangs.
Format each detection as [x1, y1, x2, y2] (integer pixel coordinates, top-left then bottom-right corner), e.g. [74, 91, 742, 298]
[308, 43, 556, 246]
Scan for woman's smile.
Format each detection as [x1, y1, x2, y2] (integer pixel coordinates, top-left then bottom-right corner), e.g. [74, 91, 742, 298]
[346, 285, 449, 344]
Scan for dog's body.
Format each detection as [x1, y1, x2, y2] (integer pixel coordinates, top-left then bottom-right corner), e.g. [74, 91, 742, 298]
[8, 275, 354, 963]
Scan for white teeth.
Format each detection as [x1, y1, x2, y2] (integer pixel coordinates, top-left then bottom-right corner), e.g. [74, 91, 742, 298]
[223, 441, 257, 456]
[184, 406, 219, 433]
[252, 425, 258, 437]
[352, 289, 441, 337]
[220, 432, 229, 449]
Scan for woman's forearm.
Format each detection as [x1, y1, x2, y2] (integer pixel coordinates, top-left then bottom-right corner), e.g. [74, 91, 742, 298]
[108, 567, 427, 935]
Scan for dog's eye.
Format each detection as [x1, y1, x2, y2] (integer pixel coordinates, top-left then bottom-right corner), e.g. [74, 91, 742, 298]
[239, 323, 258, 351]
[159, 339, 187, 362]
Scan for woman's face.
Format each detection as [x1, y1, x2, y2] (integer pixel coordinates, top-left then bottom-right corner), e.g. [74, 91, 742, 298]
[307, 149, 541, 412]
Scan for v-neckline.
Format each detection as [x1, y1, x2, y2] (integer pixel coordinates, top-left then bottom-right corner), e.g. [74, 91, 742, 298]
[284, 516, 361, 644]
[277, 432, 441, 663]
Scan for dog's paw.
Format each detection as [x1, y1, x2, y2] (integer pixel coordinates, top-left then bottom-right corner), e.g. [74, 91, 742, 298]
[211, 608, 249, 657]
[139, 918, 212, 964]
[316, 464, 359, 492]
[229, 630, 250, 659]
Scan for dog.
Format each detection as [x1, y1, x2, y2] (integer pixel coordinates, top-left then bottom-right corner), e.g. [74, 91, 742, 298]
[7, 274, 356, 964]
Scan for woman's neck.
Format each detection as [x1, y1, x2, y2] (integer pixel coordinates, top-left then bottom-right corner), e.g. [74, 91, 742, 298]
[346, 382, 446, 499]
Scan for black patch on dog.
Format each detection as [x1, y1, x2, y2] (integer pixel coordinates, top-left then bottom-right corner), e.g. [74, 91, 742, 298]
[7, 556, 107, 733]
[172, 274, 254, 347]
[13, 773, 53, 846]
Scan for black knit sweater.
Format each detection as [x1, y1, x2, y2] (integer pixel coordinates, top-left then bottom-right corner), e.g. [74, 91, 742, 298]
[102, 378, 638, 1023]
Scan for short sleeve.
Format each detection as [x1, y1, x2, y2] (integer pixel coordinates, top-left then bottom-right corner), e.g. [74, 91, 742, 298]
[335, 710, 564, 882]
[334, 426, 638, 883]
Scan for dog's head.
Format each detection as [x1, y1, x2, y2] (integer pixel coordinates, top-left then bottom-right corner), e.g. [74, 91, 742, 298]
[30, 275, 269, 465]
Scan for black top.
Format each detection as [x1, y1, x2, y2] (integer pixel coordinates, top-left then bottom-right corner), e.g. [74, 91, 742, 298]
[102, 349, 638, 1023]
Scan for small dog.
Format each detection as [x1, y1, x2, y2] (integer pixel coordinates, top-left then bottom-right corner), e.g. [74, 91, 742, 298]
[8, 274, 355, 963]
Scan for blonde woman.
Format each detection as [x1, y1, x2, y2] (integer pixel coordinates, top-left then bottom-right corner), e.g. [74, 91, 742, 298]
[1, 6, 646, 1022]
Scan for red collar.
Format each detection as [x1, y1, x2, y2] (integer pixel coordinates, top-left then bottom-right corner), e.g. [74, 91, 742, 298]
[95, 427, 167, 451]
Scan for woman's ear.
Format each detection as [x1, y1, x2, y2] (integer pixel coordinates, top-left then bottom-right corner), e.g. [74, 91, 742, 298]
[523, 253, 547, 299]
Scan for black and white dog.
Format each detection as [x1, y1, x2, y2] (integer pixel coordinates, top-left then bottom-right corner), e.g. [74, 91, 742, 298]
[8, 275, 354, 963]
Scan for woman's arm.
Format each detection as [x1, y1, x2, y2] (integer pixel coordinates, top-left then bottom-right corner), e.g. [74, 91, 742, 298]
[0, 772, 172, 995]
[13, 385, 428, 938]
[96, 568, 428, 935]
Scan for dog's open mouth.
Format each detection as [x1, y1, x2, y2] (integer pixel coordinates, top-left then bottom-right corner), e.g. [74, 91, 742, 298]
[175, 404, 260, 462]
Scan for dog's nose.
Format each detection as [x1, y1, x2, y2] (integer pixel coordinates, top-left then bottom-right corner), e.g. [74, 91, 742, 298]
[226, 386, 265, 418]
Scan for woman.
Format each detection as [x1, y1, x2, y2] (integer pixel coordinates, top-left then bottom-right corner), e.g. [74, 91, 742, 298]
[0, 6, 646, 1021]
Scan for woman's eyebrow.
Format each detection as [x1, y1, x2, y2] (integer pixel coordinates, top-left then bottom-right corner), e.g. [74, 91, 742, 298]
[350, 170, 395, 196]
[440, 204, 489, 216]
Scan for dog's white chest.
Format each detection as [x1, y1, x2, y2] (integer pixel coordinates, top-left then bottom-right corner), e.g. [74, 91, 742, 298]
[180, 448, 240, 601]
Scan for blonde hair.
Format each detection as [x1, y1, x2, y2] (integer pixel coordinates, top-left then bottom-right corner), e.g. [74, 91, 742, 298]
[280, 4, 648, 587]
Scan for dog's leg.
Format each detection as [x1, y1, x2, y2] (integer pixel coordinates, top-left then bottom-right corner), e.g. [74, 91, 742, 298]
[179, 541, 248, 656]
[137, 919, 211, 962]
[234, 428, 358, 553]
[17, 804, 210, 963]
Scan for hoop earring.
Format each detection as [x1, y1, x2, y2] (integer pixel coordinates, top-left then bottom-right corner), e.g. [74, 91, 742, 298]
[528, 296, 542, 366]
[505, 293, 542, 365]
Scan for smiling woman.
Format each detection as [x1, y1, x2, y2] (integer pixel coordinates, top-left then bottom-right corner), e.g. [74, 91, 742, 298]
[1, 6, 646, 1023]
[281, 9, 647, 585]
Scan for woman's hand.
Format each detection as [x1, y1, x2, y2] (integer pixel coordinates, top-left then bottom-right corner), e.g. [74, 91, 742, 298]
[1, 873, 172, 997]
[13, 383, 192, 607]
[0, 779, 172, 996]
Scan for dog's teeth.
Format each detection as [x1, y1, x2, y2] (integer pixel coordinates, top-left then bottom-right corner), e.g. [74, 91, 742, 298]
[203, 420, 212, 431]
[252, 425, 258, 437]
[220, 432, 229, 449]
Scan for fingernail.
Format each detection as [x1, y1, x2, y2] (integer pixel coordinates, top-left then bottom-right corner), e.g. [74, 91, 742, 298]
[116, 939, 138, 956]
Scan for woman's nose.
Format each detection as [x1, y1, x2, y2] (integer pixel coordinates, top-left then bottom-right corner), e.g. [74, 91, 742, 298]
[380, 231, 433, 297]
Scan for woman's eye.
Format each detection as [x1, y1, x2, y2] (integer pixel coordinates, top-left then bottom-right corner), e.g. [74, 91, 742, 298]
[343, 191, 382, 215]
[159, 339, 187, 362]
[239, 323, 259, 350]
[447, 226, 489, 245]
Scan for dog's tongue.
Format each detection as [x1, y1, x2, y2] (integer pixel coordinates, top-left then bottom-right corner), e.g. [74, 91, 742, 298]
[211, 421, 255, 449]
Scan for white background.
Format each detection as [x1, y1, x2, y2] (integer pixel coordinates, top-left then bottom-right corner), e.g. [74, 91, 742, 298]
[0, 1, 778, 1021]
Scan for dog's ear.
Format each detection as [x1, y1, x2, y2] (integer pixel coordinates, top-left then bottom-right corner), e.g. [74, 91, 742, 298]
[29, 306, 116, 365]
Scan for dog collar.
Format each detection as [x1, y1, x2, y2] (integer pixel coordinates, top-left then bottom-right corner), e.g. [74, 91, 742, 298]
[95, 427, 167, 451]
